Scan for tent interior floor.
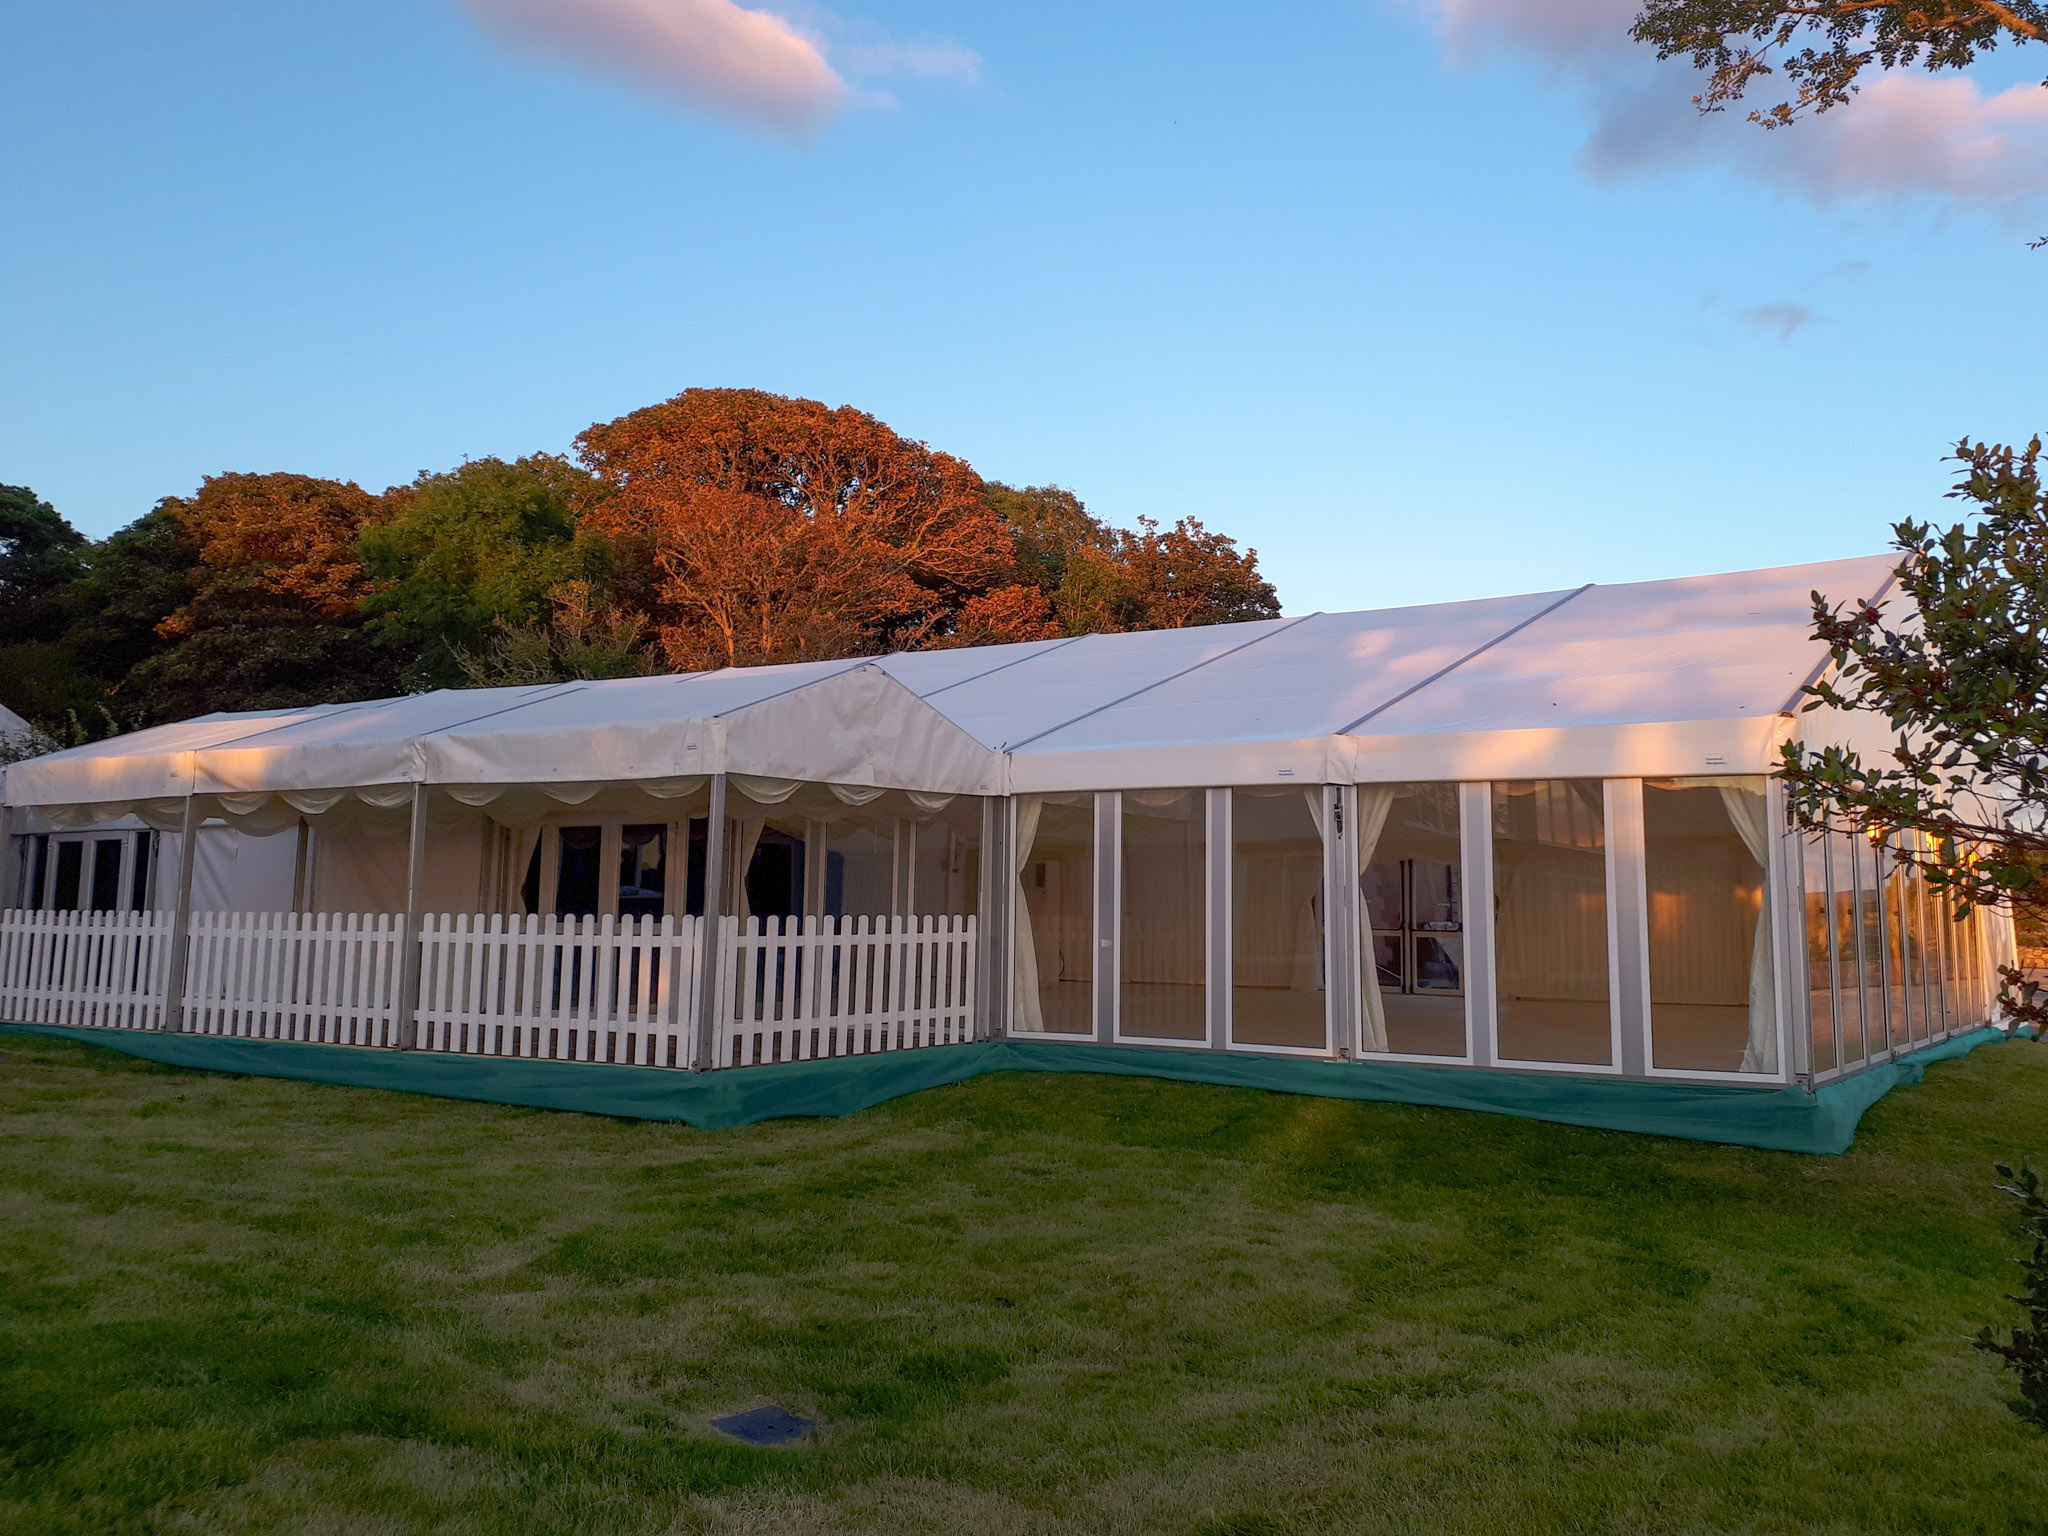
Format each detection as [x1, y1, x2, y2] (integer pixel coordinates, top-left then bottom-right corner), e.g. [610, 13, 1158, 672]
[1652, 1003, 1761, 1073]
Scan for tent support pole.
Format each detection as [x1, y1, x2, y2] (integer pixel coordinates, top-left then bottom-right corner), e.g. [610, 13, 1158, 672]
[693, 774, 729, 1071]
[976, 795, 1002, 1040]
[160, 796, 200, 1033]
[393, 783, 429, 1051]
[0, 802, 15, 908]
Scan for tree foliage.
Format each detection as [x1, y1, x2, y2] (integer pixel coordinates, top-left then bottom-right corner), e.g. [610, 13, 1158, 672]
[361, 455, 615, 686]
[580, 389, 1045, 668]
[1975, 1159, 2048, 1423]
[0, 484, 87, 647]
[1631, 0, 2045, 125]
[1779, 437, 2048, 1021]
[0, 387, 1288, 738]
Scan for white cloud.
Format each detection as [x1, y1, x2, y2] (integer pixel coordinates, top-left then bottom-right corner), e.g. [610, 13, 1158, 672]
[1426, 0, 2048, 206]
[459, 0, 846, 135]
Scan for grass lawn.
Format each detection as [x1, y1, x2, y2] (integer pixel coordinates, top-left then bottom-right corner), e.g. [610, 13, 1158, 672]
[1, 1033, 2045, 1535]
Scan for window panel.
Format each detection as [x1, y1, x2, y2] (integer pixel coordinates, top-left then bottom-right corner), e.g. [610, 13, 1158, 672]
[1359, 783, 1464, 1057]
[553, 826, 601, 918]
[618, 825, 666, 920]
[1882, 839, 1913, 1050]
[1803, 827, 1837, 1077]
[88, 839, 123, 913]
[1832, 828, 1868, 1067]
[1120, 789, 1205, 1041]
[1230, 789, 1325, 1049]
[52, 840, 83, 912]
[1016, 796, 1093, 1035]
[1493, 779, 1611, 1066]
[1644, 778, 1774, 1074]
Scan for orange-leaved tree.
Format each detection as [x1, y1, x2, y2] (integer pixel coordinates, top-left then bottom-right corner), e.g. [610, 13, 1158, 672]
[576, 389, 1053, 669]
[127, 473, 401, 719]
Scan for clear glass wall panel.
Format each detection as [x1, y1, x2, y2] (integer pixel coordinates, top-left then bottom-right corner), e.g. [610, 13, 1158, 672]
[1493, 780, 1611, 1066]
[88, 839, 123, 912]
[554, 827, 601, 917]
[1644, 778, 1774, 1074]
[909, 806, 981, 920]
[51, 840, 82, 911]
[1832, 828, 1868, 1067]
[618, 825, 666, 919]
[1802, 829, 1837, 1076]
[1120, 789, 1206, 1041]
[1882, 839, 1913, 1049]
[828, 824, 894, 918]
[1853, 832, 1888, 1054]
[1016, 796, 1094, 1035]
[1358, 783, 1464, 1057]
[1230, 789, 1326, 1049]
[1904, 852, 1933, 1043]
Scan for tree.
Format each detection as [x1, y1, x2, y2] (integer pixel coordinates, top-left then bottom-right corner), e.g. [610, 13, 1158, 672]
[984, 482, 1114, 598]
[0, 484, 87, 648]
[1632, 0, 2044, 125]
[359, 455, 615, 687]
[1778, 438, 2048, 1023]
[129, 473, 401, 721]
[983, 483, 1282, 637]
[577, 389, 1033, 667]
[60, 504, 197, 686]
[455, 581, 655, 686]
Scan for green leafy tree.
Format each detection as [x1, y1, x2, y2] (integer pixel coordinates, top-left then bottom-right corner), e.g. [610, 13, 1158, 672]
[454, 581, 654, 686]
[0, 484, 87, 647]
[61, 504, 198, 686]
[984, 482, 1114, 598]
[1975, 1160, 2048, 1422]
[360, 455, 615, 687]
[1779, 439, 2048, 1023]
[1632, 0, 2045, 125]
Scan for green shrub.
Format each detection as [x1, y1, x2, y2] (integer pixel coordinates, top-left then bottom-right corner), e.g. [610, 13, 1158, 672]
[1975, 1161, 2048, 1423]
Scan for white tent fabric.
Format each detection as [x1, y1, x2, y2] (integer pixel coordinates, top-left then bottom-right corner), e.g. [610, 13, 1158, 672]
[5, 554, 1899, 820]
[6, 664, 1000, 821]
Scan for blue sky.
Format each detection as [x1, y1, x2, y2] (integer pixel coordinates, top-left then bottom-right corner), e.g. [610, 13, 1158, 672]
[4, 0, 2045, 615]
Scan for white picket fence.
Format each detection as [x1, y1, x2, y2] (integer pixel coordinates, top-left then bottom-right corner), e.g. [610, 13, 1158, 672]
[181, 911, 406, 1045]
[415, 913, 702, 1068]
[0, 907, 983, 1071]
[717, 914, 978, 1068]
[0, 909, 173, 1030]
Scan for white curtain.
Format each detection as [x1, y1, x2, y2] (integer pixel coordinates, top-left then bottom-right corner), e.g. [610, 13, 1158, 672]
[1713, 783, 1777, 1074]
[1013, 798, 1045, 1033]
[512, 823, 542, 912]
[1355, 787, 1397, 1052]
[731, 813, 767, 923]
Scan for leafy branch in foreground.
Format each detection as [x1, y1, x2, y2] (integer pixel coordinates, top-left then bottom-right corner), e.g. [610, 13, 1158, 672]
[1778, 435, 2048, 1027]
[1975, 1160, 2048, 1423]
[1631, 0, 2046, 125]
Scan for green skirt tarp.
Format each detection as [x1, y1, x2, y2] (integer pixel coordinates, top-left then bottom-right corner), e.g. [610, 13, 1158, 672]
[0, 1020, 2010, 1154]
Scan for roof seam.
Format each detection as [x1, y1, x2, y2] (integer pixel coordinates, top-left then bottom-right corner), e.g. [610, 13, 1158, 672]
[411, 682, 591, 739]
[1336, 585, 1594, 736]
[170, 696, 393, 755]
[708, 660, 875, 720]
[916, 635, 1092, 700]
[1003, 613, 1324, 752]
[1775, 566, 1900, 715]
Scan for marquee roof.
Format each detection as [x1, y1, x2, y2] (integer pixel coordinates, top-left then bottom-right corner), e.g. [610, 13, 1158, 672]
[4, 553, 1899, 814]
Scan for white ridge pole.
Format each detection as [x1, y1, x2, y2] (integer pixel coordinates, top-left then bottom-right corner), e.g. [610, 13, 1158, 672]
[693, 774, 729, 1071]
[160, 795, 200, 1032]
[393, 782, 430, 1050]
